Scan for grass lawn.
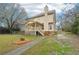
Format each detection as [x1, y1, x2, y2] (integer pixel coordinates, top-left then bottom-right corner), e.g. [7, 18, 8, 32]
[0, 34, 39, 54]
[22, 37, 74, 55]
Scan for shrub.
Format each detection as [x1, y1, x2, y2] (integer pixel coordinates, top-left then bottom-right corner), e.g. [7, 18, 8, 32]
[0, 27, 10, 34]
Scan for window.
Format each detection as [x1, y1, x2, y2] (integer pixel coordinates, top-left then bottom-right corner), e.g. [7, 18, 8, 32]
[48, 23, 53, 30]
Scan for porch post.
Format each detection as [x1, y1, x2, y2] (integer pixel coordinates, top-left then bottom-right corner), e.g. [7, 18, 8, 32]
[35, 22, 36, 35]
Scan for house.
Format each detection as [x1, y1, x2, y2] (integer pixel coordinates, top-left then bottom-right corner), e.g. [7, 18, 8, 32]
[23, 5, 56, 36]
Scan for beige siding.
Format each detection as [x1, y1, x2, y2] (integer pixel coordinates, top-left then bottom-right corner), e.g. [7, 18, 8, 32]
[25, 14, 55, 31]
[33, 14, 54, 23]
[25, 10, 56, 33]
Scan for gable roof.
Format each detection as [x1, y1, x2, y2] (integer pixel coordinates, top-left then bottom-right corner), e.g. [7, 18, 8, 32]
[17, 10, 55, 24]
[26, 10, 55, 20]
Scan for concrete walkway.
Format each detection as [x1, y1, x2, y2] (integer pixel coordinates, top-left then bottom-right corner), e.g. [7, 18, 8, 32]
[5, 37, 45, 55]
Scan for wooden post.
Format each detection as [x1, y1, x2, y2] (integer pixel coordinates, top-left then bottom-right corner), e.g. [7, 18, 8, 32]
[35, 22, 36, 35]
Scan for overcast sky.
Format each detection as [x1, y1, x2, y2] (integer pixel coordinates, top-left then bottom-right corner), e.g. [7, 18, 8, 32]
[20, 3, 75, 17]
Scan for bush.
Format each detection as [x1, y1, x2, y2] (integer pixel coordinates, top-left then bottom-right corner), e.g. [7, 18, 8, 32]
[0, 27, 10, 34]
[71, 18, 79, 34]
[20, 38, 25, 41]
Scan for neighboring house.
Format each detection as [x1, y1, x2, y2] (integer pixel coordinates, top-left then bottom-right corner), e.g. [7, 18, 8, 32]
[22, 5, 56, 36]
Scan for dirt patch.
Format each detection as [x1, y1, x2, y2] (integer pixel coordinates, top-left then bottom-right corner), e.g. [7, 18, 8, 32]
[56, 32, 79, 54]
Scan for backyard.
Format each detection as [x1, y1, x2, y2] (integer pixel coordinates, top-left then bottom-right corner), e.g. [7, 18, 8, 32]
[0, 32, 78, 55]
[0, 3, 79, 55]
[0, 34, 39, 54]
[22, 35, 74, 55]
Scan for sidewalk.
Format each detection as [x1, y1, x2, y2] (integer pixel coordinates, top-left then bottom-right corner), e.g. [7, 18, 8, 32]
[5, 37, 45, 55]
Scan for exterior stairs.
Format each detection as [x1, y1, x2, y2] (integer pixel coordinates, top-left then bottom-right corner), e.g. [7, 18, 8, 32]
[36, 31, 44, 36]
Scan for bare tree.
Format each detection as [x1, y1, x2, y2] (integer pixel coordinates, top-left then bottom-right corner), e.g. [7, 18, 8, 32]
[60, 3, 79, 33]
[0, 3, 27, 33]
